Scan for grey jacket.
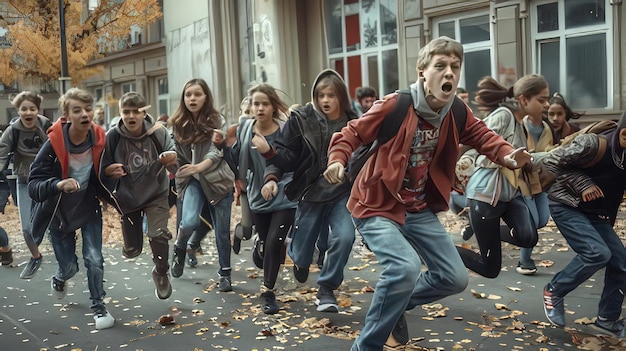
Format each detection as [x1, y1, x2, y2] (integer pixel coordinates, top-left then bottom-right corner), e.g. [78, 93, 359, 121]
[0, 115, 51, 183]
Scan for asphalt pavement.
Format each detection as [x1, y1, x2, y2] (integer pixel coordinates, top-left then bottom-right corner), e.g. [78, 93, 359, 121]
[1, 217, 625, 351]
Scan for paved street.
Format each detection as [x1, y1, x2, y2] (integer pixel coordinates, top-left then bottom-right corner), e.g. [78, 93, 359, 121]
[1, 214, 625, 351]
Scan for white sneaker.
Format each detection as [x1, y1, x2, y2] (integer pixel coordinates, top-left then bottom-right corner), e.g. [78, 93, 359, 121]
[94, 310, 115, 330]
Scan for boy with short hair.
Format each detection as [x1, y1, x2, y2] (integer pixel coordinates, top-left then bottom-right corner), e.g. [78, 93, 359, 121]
[352, 86, 378, 117]
[324, 36, 532, 350]
[102, 91, 176, 300]
[28, 88, 114, 330]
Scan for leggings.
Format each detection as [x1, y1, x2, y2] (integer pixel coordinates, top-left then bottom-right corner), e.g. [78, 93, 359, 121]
[251, 208, 296, 289]
[457, 196, 538, 278]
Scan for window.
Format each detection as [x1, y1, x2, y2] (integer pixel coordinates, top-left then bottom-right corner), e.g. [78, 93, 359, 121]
[121, 82, 136, 94]
[434, 13, 492, 101]
[532, 0, 612, 110]
[157, 77, 169, 117]
[324, 0, 399, 97]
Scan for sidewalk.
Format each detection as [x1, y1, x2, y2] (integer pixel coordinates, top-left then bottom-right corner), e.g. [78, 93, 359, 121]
[1, 213, 625, 351]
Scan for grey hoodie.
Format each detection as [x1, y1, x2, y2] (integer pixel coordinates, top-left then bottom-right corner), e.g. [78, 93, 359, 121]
[0, 115, 51, 183]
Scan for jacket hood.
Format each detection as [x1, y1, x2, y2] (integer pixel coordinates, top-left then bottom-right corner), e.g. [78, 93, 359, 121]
[311, 69, 356, 120]
[11, 115, 51, 132]
[610, 110, 626, 169]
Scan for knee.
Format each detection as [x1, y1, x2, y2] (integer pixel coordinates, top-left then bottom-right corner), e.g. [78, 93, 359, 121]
[441, 266, 469, 293]
[585, 246, 611, 266]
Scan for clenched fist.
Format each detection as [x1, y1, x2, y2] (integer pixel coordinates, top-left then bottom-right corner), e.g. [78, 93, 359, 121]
[323, 162, 345, 184]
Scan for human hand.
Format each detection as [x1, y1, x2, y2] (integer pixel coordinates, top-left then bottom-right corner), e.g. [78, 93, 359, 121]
[323, 162, 345, 184]
[158, 151, 177, 166]
[213, 129, 225, 145]
[503, 147, 533, 169]
[261, 180, 278, 200]
[57, 178, 81, 193]
[176, 164, 200, 178]
[251, 133, 271, 154]
[104, 163, 127, 178]
[581, 184, 604, 202]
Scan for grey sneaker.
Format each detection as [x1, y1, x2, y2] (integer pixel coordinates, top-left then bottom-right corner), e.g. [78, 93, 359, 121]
[516, 261, 537, 275]
[51, 276, 66, 300]
[315, 285, 338, 313]
[20, 255, 42, 279]
[590, 318, 624, 337]
[543, 284, 565, 327]
[218, 276, 232, 292]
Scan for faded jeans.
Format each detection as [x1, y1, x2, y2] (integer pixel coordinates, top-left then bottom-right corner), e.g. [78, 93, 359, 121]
[549, 204, 626, 321]
[177, 179, 233, 277]
[351, 210, 468, 351]
[287, 195, 355, 290]
[49, 217, 106, 312]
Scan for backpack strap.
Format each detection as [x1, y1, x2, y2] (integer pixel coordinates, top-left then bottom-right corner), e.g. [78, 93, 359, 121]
[450, 96, 467, 138]
[376, 89, 412, 145]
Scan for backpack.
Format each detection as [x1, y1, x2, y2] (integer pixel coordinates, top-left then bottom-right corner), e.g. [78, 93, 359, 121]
[346, 90, 468, 182]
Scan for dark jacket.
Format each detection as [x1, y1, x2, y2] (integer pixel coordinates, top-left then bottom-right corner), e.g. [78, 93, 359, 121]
[28, 119, 108, 234]
[543, 113, 625, 224]
[263, 69, 357, 201]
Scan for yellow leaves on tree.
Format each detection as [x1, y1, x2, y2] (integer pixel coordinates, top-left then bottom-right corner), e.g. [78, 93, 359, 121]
[0, 0, 162, 86]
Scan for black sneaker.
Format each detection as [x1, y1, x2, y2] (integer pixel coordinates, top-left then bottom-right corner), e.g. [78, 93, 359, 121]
[218, 276, 232, 292]
[261, 290, 279, 315]
[0, 249, 13, 266]
[187, 247, 200, 268]
[590, 318, 624, 337]
[293, 264, 309, 283]
[461, 224, 474, 241]
[543, 284, 565, 327]
[252, 237, 264, 269]
[20, 255, 42, 279]
[152, 268, 172, 300]
[51, 276, 66, 299]
[390, 313, 409, 345]
[315, 285, 338, 313]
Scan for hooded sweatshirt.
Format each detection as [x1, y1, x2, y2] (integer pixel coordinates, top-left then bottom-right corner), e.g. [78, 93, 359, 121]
[0, 115, 51, 183]
[263, 69, 357, 202]
[101, 115, 174, 214]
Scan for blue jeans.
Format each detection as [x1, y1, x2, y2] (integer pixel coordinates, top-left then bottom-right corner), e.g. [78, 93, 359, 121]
[351, 210, 468, 351]
[288, 195, 355, 290]
[49, 217, 106, 312]
[549, 204, 626, 321]
[519, 192, 550, 265]
[177, 179, 233, 276]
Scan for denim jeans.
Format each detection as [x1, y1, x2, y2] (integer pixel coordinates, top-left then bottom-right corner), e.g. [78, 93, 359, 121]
[351, 210, 468, 351]
[49, 217, 106, 312]
[549, 204, 626, 321]
[287, 195, 355, 290]
[519, 192, 550, 265]
[177, 179, 233, 276]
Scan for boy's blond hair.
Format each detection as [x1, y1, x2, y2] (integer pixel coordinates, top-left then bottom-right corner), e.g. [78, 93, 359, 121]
[59, 88, 93, 114]
[416, 36, 464, 71]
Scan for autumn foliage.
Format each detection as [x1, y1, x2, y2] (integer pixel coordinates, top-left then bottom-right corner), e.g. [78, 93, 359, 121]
[0, 0, 162, 86]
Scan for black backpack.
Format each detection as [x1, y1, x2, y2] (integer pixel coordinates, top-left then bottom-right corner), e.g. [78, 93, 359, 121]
[346, 90, 467, 182]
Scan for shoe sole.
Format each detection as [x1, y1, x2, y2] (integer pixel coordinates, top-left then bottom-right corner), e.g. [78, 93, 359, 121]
[516, 267, 537, 275]
[316, 303, 339, 312]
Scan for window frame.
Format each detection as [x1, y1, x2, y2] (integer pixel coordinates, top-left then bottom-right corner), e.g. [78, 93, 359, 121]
[530, 0, 613, 111]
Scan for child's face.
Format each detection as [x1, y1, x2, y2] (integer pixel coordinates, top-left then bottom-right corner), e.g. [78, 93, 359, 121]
[251, 92, 274, 123]
[359, 97, 376, 113]
[520, 89, 550, 121]
[317, 86, 340, 120]
[547, 103, 566, 132]
[184, 84, 206, 117]
[120, 105, 146, 136]
[65, 99, 94, 134]
[620, 129, 626, 149]
[18, 100, 39, 129]
[420, 54, 461, 111]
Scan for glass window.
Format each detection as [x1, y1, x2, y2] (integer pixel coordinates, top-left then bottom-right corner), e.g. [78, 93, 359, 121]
[538, 41, 560, 95]
[532, 0, 611, 110]
[121, 82, 136, 94]
[323, 0, 399, 98]
[464, 50, 490, 97]
[325, 0, 344, 54]
[566, 34, 606, 109]
[537, 2, 558, 33]
[158, 78, 168, 95]
[460, 15, 489, 44]
[438, 21, 455, 39]
[564, 0, 605, 29]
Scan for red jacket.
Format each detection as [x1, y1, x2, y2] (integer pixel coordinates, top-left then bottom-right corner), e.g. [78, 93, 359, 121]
[328, 92, 515, 225]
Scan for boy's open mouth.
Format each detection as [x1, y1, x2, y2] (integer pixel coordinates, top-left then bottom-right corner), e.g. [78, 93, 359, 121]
[442, 83, 453, 92]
